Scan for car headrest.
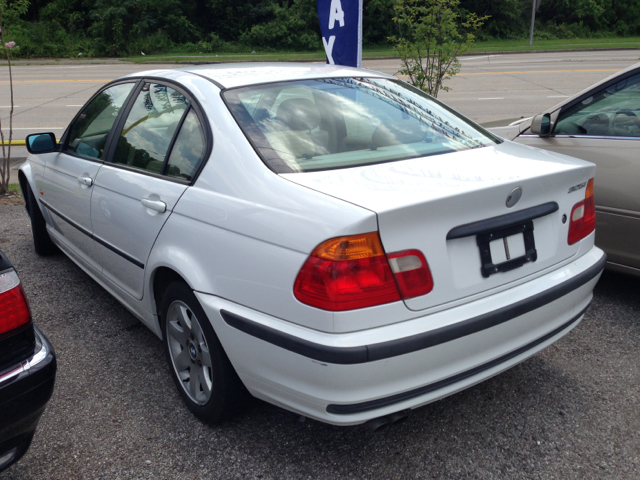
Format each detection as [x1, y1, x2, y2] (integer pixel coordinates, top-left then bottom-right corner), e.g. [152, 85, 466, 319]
[581, 113, 610, 136]
[372, 122, 425, 147]
[276, 98, 321, 131]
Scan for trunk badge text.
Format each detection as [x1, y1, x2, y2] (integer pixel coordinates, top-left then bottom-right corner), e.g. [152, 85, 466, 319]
[506, 187, 522, 208]
[568, 181, 587, 194]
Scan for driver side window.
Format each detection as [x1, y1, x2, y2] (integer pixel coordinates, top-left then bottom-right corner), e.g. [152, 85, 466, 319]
[555, 73, 640, 137]
[64, 83, 135, 159]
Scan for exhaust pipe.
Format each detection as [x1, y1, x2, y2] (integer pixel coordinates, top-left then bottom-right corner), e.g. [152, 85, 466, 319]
[365, 416, 391, 431]
[364, 410, 410, 431]
[387, 411, 409, 425]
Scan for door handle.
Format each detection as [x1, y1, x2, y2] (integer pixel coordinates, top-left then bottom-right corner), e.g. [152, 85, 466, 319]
[141, 198, 167, 213]
[78, 175, 93, 187]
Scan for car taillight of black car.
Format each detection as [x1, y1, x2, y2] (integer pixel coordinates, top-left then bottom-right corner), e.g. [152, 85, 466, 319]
[0, 250, 56, 473]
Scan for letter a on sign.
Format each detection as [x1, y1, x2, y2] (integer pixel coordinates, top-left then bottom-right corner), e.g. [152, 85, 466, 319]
[328, 0, 345, 29]
[317, 0, 363, 67]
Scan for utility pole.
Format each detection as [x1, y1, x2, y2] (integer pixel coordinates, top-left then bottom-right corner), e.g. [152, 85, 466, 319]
[529, 0, 536, 46]
[529, 0, 542, 46]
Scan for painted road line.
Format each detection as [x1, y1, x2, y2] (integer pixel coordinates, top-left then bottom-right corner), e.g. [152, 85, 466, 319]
[37, 66, 105, 70]
[460, 55, 499, 61]
[396, 68, 619, 79]
[0, 79, 113, 84]
[459, 68, 620, 76]
[478, 97, 504, 100]
[10, 65, 107, 70]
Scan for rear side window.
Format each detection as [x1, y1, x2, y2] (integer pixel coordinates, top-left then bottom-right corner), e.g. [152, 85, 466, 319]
[65, 83, 135, 160]
[165, 109, 206, 181]
[223, 77, 498, 173]
[113, 83, 190, 173]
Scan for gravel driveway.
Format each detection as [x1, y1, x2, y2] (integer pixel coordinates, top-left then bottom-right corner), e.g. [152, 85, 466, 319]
[1, 204, 638, 480]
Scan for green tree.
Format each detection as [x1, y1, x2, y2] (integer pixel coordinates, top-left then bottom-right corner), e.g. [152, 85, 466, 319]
[363, 0, 395, 45]
[390, 0, 488, 97]
[240, 0, 321, 50]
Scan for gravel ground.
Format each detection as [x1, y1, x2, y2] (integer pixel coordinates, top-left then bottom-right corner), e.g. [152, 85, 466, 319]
[1, 204, 638, 480]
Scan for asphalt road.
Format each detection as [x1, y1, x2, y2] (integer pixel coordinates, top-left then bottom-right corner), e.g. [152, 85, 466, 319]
[2, 49, 639, 170]
[367, 50, 640, 123]
[1, 51, 640, 479]
[1, 50, 639, 141]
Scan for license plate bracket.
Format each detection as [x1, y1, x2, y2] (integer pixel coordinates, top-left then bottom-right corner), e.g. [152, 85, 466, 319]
[476, 220, 537, 278]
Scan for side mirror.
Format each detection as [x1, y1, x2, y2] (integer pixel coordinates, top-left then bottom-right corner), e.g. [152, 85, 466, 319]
[530, 114, 552, 137]
[26, 132, 57, 154]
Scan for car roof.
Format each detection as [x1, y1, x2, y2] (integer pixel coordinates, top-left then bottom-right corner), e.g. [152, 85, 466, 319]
[124, 63, 396, 90]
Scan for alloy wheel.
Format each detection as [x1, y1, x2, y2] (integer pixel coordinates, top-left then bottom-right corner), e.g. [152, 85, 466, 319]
[166, 300, 213, 405]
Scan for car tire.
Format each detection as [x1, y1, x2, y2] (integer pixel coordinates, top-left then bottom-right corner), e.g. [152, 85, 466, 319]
[26, 184, 59, 256]
[160, 281, 243, 424]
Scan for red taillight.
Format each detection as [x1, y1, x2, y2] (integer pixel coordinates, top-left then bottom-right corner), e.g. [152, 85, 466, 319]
[294, 233, 433, 311]
[0, 270, 31, 336]
[387, 250, 434, 299]
[568, 178, 596, 245]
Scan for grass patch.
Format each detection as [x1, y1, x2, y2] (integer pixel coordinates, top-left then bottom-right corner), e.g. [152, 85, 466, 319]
[125, 51, 326, 63]
[123, 49, 398, 63]
[121, 37, 639, 63]
[0, 183, 24, 205]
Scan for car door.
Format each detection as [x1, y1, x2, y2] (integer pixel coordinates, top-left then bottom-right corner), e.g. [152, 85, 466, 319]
[515, 71, 640, 271]
[91, 81, 209, 300]
[40, 82, 137, 270]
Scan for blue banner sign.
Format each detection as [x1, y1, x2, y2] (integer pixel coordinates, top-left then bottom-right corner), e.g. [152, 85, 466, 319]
[317, 0, 363, 68]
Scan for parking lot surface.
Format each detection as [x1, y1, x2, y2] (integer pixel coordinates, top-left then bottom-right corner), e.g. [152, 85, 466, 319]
[0, 203, 638, 479]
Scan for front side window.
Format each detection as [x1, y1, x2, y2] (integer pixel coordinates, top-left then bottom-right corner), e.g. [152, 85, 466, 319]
[223, 77, 498, 173]
[555, 72, 640, 137]
[113, 83, 190, 173]
[65, 83, 135, 159]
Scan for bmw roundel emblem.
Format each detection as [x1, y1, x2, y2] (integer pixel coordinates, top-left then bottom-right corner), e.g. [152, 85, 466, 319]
[506, 187, 522, 208]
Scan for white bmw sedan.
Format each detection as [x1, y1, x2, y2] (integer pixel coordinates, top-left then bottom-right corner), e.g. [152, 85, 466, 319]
[19, 64, 606, 427]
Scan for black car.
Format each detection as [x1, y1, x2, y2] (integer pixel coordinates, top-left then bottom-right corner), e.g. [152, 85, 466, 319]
[0, 250, 56, 473]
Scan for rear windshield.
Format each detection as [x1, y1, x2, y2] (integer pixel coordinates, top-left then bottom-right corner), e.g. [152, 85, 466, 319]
[223, 77, 499, 173]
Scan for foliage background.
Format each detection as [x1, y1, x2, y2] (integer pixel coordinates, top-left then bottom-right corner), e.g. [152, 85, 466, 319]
[4, 0, 640, 57]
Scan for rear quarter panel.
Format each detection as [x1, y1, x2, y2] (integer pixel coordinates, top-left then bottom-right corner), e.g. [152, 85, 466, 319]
[145, 75, 380, 331]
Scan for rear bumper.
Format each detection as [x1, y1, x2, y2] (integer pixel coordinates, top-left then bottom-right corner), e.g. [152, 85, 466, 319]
[0, 327, 56, 472]
[198, 247, 605, 425]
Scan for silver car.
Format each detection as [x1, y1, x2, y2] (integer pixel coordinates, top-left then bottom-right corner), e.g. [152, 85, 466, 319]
[491, 61, 640, 277]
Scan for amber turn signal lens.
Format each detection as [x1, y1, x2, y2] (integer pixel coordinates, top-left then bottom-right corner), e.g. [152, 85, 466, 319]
[311, 232, 385, 261]
[585, 178, 594, 198]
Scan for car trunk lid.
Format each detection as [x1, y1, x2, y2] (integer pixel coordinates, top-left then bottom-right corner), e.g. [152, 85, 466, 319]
[282, 141, 596, 311]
